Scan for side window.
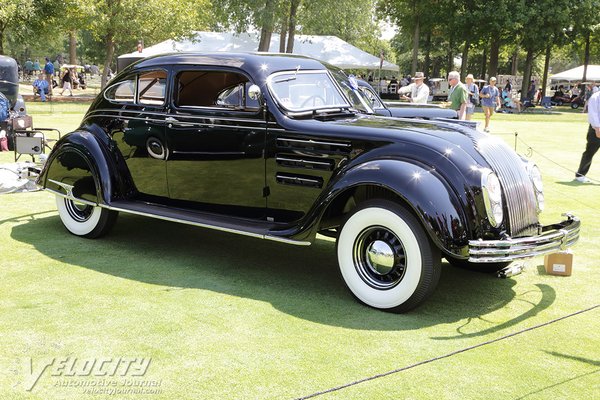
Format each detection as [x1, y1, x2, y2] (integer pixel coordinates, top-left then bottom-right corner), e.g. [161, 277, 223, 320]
[138, 71, 167, 105]
[105, 78, 136, 103]
[175, 70, 259, 111]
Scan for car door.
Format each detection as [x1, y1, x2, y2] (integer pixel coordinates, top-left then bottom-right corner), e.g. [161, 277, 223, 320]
[165, 68, 266, 218]
[104, 69, 169, 198]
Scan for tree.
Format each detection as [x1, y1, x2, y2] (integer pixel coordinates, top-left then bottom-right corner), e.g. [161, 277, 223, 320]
[0, 1, 35, 55]
[88, 0, 213, 88]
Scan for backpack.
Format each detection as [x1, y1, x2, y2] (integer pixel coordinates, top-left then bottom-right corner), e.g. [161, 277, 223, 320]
[0, 92, 9, 121]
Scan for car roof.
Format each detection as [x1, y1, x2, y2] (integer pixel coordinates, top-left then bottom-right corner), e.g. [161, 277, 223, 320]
[129, 52, 328, 77]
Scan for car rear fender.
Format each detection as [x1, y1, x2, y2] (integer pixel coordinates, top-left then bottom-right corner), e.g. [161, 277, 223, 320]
[36, 131, 115, 205]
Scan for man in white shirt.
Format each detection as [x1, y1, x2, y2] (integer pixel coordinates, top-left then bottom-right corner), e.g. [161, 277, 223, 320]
[398, 71, 430, 104]
[574, 90, 600, 182]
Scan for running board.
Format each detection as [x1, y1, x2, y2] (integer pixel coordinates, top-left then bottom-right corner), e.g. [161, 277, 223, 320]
[105, 200, 311, 246]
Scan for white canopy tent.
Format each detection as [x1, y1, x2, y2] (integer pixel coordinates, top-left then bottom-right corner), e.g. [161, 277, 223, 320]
[550, 65, 600, 83]
[118, 31, 399, 72]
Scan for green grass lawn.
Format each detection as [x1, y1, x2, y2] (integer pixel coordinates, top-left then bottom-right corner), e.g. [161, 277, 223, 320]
[0, 104, 598, 399]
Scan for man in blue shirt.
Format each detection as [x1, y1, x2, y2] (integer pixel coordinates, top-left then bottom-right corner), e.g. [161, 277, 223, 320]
[480, 77, 501, 132]
[33, 74, 50, 102]
[44, 57, 55, 95]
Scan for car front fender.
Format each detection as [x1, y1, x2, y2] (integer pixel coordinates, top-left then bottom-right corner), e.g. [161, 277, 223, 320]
[323, 159, 470, 256]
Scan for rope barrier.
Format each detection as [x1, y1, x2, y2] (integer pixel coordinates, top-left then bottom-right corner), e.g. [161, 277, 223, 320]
[295, 304, 599, 400]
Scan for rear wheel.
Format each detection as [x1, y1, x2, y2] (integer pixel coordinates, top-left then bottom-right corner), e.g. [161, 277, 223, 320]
[55, 195, 118, 238]
[337, 200, 441, 313]
[571, 102, 580, 109]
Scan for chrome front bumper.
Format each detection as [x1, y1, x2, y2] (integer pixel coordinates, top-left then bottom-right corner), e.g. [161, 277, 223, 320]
[468, 214, 580, 263]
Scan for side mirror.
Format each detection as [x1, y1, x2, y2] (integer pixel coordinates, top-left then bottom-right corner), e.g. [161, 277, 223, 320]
[248, 84, 262, 101]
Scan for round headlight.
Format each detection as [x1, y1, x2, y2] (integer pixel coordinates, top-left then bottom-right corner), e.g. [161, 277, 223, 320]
[481, 169, 503, 227]
[529, 164, 543, 192]
[484, 171, 502, 203]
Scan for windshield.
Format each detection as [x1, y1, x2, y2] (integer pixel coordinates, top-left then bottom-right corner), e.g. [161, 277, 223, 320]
[267, 70, 350, 112]
[328, 70, 374, 114]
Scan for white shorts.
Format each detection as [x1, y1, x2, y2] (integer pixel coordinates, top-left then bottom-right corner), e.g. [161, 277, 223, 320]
[62, 82, 72, 90]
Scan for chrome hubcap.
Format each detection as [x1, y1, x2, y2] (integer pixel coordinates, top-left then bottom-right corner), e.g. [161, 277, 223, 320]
[366, 240, 395, 275]
[353, 226, 407, 290]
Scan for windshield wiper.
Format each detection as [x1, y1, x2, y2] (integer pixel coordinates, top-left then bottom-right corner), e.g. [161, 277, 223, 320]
[273, 66, 301, 84]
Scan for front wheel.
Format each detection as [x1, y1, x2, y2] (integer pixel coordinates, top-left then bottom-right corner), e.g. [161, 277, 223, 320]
[571, 102, 580, 109]
[337, 200, 441, 313]
[56, 195, 118, 238]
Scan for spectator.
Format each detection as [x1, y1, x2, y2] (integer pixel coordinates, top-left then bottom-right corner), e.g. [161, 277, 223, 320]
[33, 59, 41, 72]
[574, 90, 600, 183]
[504, 79, 512, 93]
[44, 57, 54, 95]
[527, 79, 536, 101]
[480, 77, 502, 132]
[24, 59, 33, 80]
[502, 88, 521, 113]
[397, 72, 430, 104]
[33, 73, 50, 102]
[53, 59, 60, 77]
[447, 71, 468, 120]
[60, 68, 74, 96]
[465, 74, 479, 120]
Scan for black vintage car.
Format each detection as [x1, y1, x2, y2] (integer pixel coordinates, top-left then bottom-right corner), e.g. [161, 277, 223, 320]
[37, 53, 580, 312]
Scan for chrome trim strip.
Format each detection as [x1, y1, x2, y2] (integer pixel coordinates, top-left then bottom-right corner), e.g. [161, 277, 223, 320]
[88, 113, 267, 131]
[276, 156, 333, 167]
[45, 188, 98, 207]
[88, 109, 273, 125]
[468, 215, 580, 262]
[277, 137, 351, 148]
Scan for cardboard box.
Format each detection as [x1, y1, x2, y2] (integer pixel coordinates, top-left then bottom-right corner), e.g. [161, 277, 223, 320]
[544, 251, 573, 276]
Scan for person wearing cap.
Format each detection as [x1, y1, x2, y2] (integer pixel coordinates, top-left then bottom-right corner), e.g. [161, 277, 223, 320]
[465, 74, 479, 120]
[574, 90, 600, 183]
[480, 77, 501, 132]
[447, 71, 468, 120]
[397, 72, 430, 104]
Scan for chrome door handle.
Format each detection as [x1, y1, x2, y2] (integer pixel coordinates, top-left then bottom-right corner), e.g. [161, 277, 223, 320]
[165, 117, 178, 123]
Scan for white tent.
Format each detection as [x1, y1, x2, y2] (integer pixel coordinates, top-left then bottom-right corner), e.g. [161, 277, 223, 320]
[550, 65, 600, 83]
[118, 31, 399, 72]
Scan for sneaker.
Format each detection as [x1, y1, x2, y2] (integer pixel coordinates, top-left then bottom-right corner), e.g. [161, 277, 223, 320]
[575, 176, 591, 183]
[483, 128, 490, 133]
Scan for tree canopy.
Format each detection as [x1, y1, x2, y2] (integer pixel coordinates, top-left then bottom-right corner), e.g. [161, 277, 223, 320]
[1, 0, 598, 87]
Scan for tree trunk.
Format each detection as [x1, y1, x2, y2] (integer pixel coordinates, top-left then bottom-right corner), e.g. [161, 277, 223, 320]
[69, 31, 77, 64]
[446, 38, 453, 75]
[541, 43, 551, 102]
[480, 46, 487, 79]
[423, 33, 431, 79]
[257, 0, 275, 51]
[286, 0, 300, 53]
[411, 18, 420, 75]
[488, 31, 500, 78]
[279, 15, 286, 53]
[0, 28, 4, 55]
[101, 36, 115, 89]
[582, 30, 590, 82]
[460, 38, 471, 80]
[511, 48, 518, 75]
[520, 47, 534, 102]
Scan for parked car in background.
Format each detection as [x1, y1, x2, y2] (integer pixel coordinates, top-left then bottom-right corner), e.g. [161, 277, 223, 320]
[37, 53, 580, 312]
[0, 55, 33, 150]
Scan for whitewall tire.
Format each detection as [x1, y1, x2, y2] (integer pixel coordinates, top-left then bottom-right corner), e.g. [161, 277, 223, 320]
[337, 200, 441, 312]
[55, 195, 118, 238]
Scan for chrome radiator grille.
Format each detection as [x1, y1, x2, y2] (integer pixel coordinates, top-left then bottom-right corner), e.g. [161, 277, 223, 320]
[476, 136, 539, 237]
